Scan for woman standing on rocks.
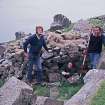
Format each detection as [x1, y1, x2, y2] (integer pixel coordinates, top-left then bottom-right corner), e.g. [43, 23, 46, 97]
[23, 26, 49, 84]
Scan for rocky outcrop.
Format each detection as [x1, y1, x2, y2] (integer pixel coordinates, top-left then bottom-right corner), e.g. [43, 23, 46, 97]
[0, 76, 36, 105]
[15, 32, 26, 40]
[73, 19, 91, 33]
[94, 15, 105, 22]
[50, 14, 71, 31]
[64, 70, 105, 105]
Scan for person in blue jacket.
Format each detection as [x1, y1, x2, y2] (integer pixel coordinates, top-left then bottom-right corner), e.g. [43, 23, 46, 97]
[23, 26, 48, 84]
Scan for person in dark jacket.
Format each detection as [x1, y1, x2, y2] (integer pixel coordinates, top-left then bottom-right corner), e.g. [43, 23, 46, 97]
[23, 26, 48, 84]
[88, 26, 105, 69]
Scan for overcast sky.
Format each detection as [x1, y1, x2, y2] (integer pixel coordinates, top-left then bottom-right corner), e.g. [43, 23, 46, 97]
[0, 0, 105, 42]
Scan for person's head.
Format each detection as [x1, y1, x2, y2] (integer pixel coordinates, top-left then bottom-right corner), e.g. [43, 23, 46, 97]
[67, 62, 73, 69]
[36, 26, 43, 35]
[92, 26, 102, 36]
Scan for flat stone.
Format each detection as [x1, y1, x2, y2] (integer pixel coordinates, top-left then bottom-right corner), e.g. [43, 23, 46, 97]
[48, 73, 61, 82]
[50, 86, 59, 99]
[44, 98, 64, 105]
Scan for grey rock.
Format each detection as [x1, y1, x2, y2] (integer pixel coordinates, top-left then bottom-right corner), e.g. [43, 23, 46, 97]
[48, 73, 61, 82]
[50, 14, 71, 31]
[0, 76, 36, 105]
[44, 98, 64, 105]
[50, 86, 59, 99]
[84, 69, 105, 84]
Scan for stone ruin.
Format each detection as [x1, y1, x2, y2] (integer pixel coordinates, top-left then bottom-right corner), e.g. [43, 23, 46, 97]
[0, 30, 94, 105]
[0, 30, 90, 83]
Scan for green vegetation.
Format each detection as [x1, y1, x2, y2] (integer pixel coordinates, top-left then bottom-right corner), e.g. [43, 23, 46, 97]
[91, 80, 105, 105]
[57, 81, 83, 101]
[0, 79, 4, 88]
[33, 85, 50, 97]
[33, 81, 83, 101]
[63, 23, 74, 32]
[89, 18, 105, 28]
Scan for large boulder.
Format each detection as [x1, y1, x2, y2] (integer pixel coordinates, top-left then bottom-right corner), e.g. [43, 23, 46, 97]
[0, 76, 36, 105]
[64, 69, 105, 105]
[50, 14, 71, 31]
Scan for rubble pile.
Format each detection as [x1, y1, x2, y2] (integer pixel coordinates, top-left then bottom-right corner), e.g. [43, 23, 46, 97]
[0, 40, 26, 82]
[47, 31, 88, 48]
[0, 30, 90, 84]
[42, 31, 90, 82]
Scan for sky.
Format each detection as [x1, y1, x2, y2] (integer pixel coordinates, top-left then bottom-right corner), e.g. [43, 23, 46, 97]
[0, 0, 105, 42]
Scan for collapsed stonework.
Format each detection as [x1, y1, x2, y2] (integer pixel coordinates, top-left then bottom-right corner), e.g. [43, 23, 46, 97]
[0, 30, 90, 84]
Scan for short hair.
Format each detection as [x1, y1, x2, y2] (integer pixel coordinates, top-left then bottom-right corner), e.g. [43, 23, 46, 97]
[36, 26, 43, 33]
[93, 26, 102, 32]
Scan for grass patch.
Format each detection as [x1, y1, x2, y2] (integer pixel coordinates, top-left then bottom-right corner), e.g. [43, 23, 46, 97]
[33, 85, 50, 97]
[0, 79, 4, 88]
[91, 80, 105, 105]
[33, 80, 83, 100]
[57, 81, 83, 101]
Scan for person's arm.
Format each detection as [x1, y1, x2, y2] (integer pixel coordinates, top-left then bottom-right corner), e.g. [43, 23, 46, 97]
[102, 34, 105, 46]
[23, 37, 30, 53]
[42, 37, 48, 52]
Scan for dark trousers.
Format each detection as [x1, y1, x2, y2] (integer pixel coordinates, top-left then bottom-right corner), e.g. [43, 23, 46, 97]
[27, 54, 43, 83]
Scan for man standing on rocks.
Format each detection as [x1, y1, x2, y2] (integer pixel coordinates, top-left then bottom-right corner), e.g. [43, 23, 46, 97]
[23, 26, 49, 84]
[88, 26, 105, 69]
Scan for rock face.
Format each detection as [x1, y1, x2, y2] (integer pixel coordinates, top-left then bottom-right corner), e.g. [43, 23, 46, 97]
[0, 76, 36, 105]
[50, 14, 71, 31]
[64, 70, 105, 105]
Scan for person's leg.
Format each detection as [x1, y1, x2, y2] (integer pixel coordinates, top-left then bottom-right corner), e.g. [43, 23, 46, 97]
[34, 57, 43, 83]
[89, 53, 94, 69]
[27, 59, 33, 82]
[92, 53, 101, 69]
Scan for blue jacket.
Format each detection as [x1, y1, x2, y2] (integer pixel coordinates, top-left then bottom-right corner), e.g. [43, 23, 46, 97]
[23, 34, 48, 55]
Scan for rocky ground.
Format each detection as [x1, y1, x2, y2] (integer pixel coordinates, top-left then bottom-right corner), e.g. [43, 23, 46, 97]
[0, 14, 105, 105]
